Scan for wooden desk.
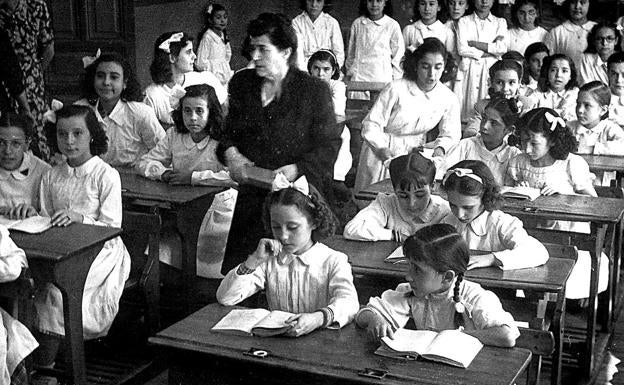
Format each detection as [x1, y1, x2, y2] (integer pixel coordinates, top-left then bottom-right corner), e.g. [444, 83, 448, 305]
[579, 154, 624, 181]
[118, 169, 223, 312]
[150, 303, 532, 385]
[345, 81, 387, 93]
[11, 224, 121, 385]
[323, 236, 574, 385]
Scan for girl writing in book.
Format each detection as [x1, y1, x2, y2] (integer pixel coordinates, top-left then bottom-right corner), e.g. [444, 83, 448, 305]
[529, 54, 579, 122]
[75, 52, 165, 168]
[217, 176, 359, 335]
[344, 151, 451, 241]
[438, 97, 522, 185]
[356, 224, 519, 346]
[196, 4, 234, 86]
[0, 111, 50, 219]
[137, 84, 236, 277]
[441, 160, 548, 270]
[34, 105, 131, 368]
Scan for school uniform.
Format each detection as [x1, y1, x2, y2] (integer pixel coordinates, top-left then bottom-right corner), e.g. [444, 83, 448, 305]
[143, 71, 227, 128]
[402, 20, 453, 53]
[329, 79, 352, 182]
[526, 76, 538, 92]
[292, 11, 345, 70]
[354, 79, 460, 194]
[196, 29, 233, 85]
[0, 151, 50, 210]
[0, 226, 38, 384]
[570, 119, 624, 155]
[343, 193, 452, 241]
[457, 13, 508, 120]
[438, 135, 522, 185]
[506, 27, 548, 56]
[361, 281, 519, 336]
[36, 156, 130, 338]
[578, 53, 609, 86]
[528, 87, 579, 122]
[445, 19, 464, 119]
[74, 99, 165, 168]
[346, 15, 405, 99]
[544, 20, 597, 71]
[610, 93, 624, 128]
[217, 242, 359, 328]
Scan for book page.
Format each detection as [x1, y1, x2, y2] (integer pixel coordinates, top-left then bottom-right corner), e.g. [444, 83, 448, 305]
[422, 329, 483, 368]
[211, 308, 270, 335]
[384, 246, 406, 263]
[253, 310, 295, 330]
[0, 215, 51, 234]
[500, 186, 541, 201]
[380, 328, 438, 356]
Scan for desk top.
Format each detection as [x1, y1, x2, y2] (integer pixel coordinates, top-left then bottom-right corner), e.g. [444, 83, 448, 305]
[10, 223, 121, 262]
[323, 237, 575, 292]
[579, 154, 624, 173]
[150, 303, 531, 385]
[117, 168, 224, 204]
[345, 81, 387, 93]
[356, 179, 624, 223]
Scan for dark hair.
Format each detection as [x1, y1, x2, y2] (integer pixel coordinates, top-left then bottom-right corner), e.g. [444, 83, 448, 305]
[445, 0, 473, 20]
[263, 184, 338, 242]
[150, 32, 194, 84]
[198, 4, 229, 45]
[538, 54, 577, 92]
[510, 0, 541, 28]
[515, 107, 577, 159]
[359, 0, 394, 17]
[299, 0, 333, 12]
[412, 0, 447, 23]
[579, 81, 611, 120]
[403, 37, 447, 83]
[307, 49, 341, 80]
[608, 51, 624, 69]
[389, 150, 436, 191]
[403, 224, 469, 328]
[442, 159, 503, 211]
[248, 13, 298, 67]
[499, 53, 530, 86]
[0, 111, 33, 139]
[489, 58, 523, 83]
[171, 84, 224, 135]
[53, 105, 108, 156]
[484, 96, 522, 128]
[562, 0, 591, 21]
[524, 42, 549, 62]
[80, 52, 143, 104]
[585, 21, 621, 54]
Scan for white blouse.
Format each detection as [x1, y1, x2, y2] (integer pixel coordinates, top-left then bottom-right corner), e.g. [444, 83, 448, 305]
[217, 242, 359, 328]
[544, 20, 597, 70]
[343, 193, 452, 241]
[506, 27, 548, 56]
[578, 53, 608, 86]
[195, 29, 233, 85]
[457, 13, 508, 60]
[0, 151, 50, 211]
[569, 119, 624, 155]
[529, 87, 579, 122]
[292, 11, 345, 70]
[402, 20, 453, 53]
[610, 93, 624, 127]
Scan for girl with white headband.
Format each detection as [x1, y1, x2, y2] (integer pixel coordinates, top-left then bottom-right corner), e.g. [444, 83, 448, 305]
[442, 159, 548, 270]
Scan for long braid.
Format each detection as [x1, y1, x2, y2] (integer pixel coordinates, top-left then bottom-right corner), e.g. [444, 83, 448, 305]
[453, 273, 465, 329]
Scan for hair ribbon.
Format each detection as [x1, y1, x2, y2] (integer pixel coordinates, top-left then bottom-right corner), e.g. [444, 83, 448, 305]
[271, 173, 310, 196]
[442, 168, 483, 185]
[159, 32, 184, 53]
[206, 4, 213, 15]
[81, 48, 101, 69]
[317, 49, 338, 65]
[544, 111, 565, 132]
[42, 99, 64, 124]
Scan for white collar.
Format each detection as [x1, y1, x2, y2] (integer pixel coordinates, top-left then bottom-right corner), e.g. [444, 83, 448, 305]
[181, 133, 212, 150]
[562, 19, 595, 32]
[415, 20, 443, 31]
[362, 15, 390, 26]
[277, 242, 323, 266]
[60, 156, 100, 178]
[0, 151, 32, 181]
[94, 99, 124, 127]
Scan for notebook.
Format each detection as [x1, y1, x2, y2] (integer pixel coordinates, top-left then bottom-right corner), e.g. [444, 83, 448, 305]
[0, 215, 52, 234]
[500, 186, 541, 201]
[211, 308, 296, 337]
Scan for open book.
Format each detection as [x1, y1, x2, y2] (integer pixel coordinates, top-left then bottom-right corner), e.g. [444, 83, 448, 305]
[375, 328, 483, 368]
[211, 308, 295, 337]
[500, 186, 541, 201]
[0, 215, 51, 234]
[384, 246, 406, 264]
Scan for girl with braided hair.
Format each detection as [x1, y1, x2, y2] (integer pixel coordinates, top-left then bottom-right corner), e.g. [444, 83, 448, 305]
[355, 223, 519, 347]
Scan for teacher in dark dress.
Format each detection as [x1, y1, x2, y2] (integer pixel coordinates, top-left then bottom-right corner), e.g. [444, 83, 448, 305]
[216, 13, 341, 274]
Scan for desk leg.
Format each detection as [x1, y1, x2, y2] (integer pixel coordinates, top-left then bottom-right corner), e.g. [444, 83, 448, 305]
[551, 289, 565, 385]
[584, 224, 607, 380]
[175, 194, 214, 313]
[610, 218, 623, 330]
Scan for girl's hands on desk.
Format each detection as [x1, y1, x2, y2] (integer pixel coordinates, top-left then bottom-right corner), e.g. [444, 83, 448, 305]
[364, 312, 394, 341]
[284, 312, 324, 337]
[468, 253, 500, 270]
[6, 204, 37, 219]
[51, 208, 83, 227]
[244, 238, 282, 269]
[540, 182, 564, 196]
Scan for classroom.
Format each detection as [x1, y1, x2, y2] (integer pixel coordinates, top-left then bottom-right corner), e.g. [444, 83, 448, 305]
[2, 0, 624, 384]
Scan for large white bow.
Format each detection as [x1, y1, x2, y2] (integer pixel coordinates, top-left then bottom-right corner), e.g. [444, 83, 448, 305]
[43, 99, 64, 124]
[544, 111, 565, 132]
[158, 32, 184, 53]
[442, 168, 483, 185]
[81, 48, 101, 69]
[271, 173, 310, 196]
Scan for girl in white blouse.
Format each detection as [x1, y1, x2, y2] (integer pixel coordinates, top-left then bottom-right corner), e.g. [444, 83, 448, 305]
[354, 38, 461, 195]
[442, 160, 548, 271]
[346, 0, 405, 99]
[506, 0, 547, 56]
[137, 84, 236, 278]
[34, 105, 131, 368]
[402, 0, 453, 53]
[195, 4, 233, 86]
[529, 54, 579, 122]
[217, 177, 359, 335]
[523, 42, 549, 92]
[578, 22, 620, 87]
[608, 52, 624, 128]
[356, 224, 519, 347]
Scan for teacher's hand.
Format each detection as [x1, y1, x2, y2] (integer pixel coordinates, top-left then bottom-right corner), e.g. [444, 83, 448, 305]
[273, 164, 298, 181]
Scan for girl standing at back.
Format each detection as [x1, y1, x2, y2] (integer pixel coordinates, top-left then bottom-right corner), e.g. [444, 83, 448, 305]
[34, 105, 130, 369]
[524, 42, 549, 92]
[217, 178, 359, 334]
[356, 224, 519, 347]
[346, 0, 405, 99]
[457, 0, 508, 120]
[441, 160, 548, 270]
[292, 0, 345, 71]
[75, 52, 165, 168]
[196, 4, 234, 86]
[445, 0, 470, 114]
[506, 0, 547, 56]
[530, 54, 579, 122]
[578, 22, 621, 86]
[403, 0, 452, 53]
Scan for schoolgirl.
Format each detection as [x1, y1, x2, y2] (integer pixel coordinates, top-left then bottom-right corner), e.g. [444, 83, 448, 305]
[578, 22, 621, 86]
[608, 52, 624, 127]
[529, 54, 579, 122]
[403, 0, 452, 52]
[523, 42, 549, 92]
[196, 4, 234, 85]
[506, 0, 547, 55]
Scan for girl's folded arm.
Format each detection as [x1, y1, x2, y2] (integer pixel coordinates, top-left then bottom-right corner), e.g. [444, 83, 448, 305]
[343, 196, 393, 241]
[493, 215, 549, 270]
[216, 263, 266, 306]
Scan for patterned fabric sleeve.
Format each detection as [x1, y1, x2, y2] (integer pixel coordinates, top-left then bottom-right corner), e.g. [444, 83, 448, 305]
[36, 0, 54, 47]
